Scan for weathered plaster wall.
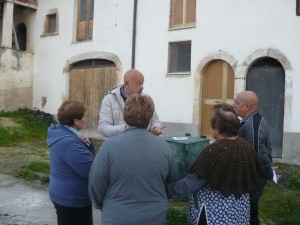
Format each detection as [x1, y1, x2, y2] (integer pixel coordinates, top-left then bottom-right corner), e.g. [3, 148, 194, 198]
[0, 48, 33, 110]
[282, 133, 300, 166]
[14, 7, 36, 53]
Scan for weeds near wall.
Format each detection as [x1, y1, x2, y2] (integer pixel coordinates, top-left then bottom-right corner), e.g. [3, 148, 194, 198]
[0, 108, 56, 146]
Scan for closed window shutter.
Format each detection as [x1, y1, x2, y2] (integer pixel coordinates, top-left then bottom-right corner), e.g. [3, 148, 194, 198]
[77, 0, 94, 41]
[186, 0, 196, 24]
[173, 0, 184, 27]
[170, 0, 196, 28]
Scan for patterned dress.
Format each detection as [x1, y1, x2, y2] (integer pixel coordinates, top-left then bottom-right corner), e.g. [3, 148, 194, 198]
[188, 184, 250, 225]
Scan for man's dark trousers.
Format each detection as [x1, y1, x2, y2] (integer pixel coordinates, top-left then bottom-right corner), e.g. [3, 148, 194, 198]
[250, 177, 267, 225]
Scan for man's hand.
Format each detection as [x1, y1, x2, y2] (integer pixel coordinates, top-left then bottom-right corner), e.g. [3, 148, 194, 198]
[151, 125, 167, 136]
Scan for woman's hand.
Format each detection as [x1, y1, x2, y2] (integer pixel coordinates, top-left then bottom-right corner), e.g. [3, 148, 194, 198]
[81, 134, 91, 145]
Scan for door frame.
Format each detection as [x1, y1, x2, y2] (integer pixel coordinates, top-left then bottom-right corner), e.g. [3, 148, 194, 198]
[201, 60, 235, 138]
[246, 57, 285, 158]
[64, 52, 122, 137]
[193, 52, 237, 137]
[238, 49, 292, 158]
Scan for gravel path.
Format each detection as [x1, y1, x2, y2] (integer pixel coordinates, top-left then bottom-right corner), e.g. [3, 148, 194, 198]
[0, 174, 100, 225]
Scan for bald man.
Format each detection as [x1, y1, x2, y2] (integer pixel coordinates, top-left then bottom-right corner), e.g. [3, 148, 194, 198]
[234, 91, 273, 225]
[98, 69, 165, 137]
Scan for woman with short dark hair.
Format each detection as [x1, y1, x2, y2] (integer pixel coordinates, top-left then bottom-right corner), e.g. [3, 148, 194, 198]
[47, 100, 95, 225]
[168, 103, 264, 225]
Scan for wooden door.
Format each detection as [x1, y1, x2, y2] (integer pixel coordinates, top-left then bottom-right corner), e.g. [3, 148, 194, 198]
[69, 66, 118, 137]
[201, 60, 234, 138]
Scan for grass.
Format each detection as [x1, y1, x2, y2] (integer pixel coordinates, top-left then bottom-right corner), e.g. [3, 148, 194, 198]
[0, 108, 54, 181]
[165, 200, 189, 225]
[15, 161, 50, 183]
[285, 172, 300, 189]
[1, 108, 300, 224]
[0, 108, 55, 146]
[259, 183, 300, 225]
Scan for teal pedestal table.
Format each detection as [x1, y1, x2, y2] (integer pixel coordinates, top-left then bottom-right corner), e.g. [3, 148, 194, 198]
[165, 136, 210, 201]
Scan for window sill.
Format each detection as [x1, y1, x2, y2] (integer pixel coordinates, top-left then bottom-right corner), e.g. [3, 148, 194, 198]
[71, 39, 93, 44]
[166, 72, 191, 78]
[41, 32, 59, 37]
[169, 25, 196, 31]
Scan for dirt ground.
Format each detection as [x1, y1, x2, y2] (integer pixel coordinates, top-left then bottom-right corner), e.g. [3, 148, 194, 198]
[0, 117, 21, 128]
[0, 173, 101, 225]
[0, 143, 48, 176]
[0, 117, 48, 180]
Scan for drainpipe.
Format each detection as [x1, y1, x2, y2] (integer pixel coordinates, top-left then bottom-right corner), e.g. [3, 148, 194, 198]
[131, 0, 137, 69]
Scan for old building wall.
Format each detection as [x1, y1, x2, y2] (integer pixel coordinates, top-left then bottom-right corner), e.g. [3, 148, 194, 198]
[0, 48, 33, 111]
[13, 7, 36, 53]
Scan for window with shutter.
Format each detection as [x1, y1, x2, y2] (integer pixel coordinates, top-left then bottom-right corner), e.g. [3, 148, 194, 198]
[297, 0, 300, 16]
[170, 0, 196, 28]
[76, 0, 94, 41]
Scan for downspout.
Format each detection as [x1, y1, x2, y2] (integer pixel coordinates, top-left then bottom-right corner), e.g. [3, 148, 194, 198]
[131, 0, 137, 69]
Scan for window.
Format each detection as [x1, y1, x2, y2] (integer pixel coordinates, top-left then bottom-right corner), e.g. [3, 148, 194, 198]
[168, 41, 191, 73]
[47, 14, 57, 34]
[170, 0, 196, 28]
[77, 0, 94, 41]
[42, 10, 59, 36]
[297, 0, 300, 16]
[15, 23, 27, 51]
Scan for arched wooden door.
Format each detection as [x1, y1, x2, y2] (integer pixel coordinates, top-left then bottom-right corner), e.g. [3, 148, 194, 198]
[246, 57, 284, 158]
[201, 60, 234, 138]
[69, 59, 118, 137]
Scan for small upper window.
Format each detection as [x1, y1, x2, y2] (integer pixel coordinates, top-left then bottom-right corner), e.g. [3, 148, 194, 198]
[15, 23, 27, 51]
[297, 0, 300, 16]
[168, 41, 191, 74]
[42, 10, 59, 37]
[47, 14, 57, 34]
[170, 0, 196, 29]
[76, 0, 94, 41]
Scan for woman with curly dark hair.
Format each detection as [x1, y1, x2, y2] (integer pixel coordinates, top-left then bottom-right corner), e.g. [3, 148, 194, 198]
[168, 103, 264, 225]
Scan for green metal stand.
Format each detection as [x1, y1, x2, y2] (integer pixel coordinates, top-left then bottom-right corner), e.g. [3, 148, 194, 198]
[166, 136, 210, 201]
